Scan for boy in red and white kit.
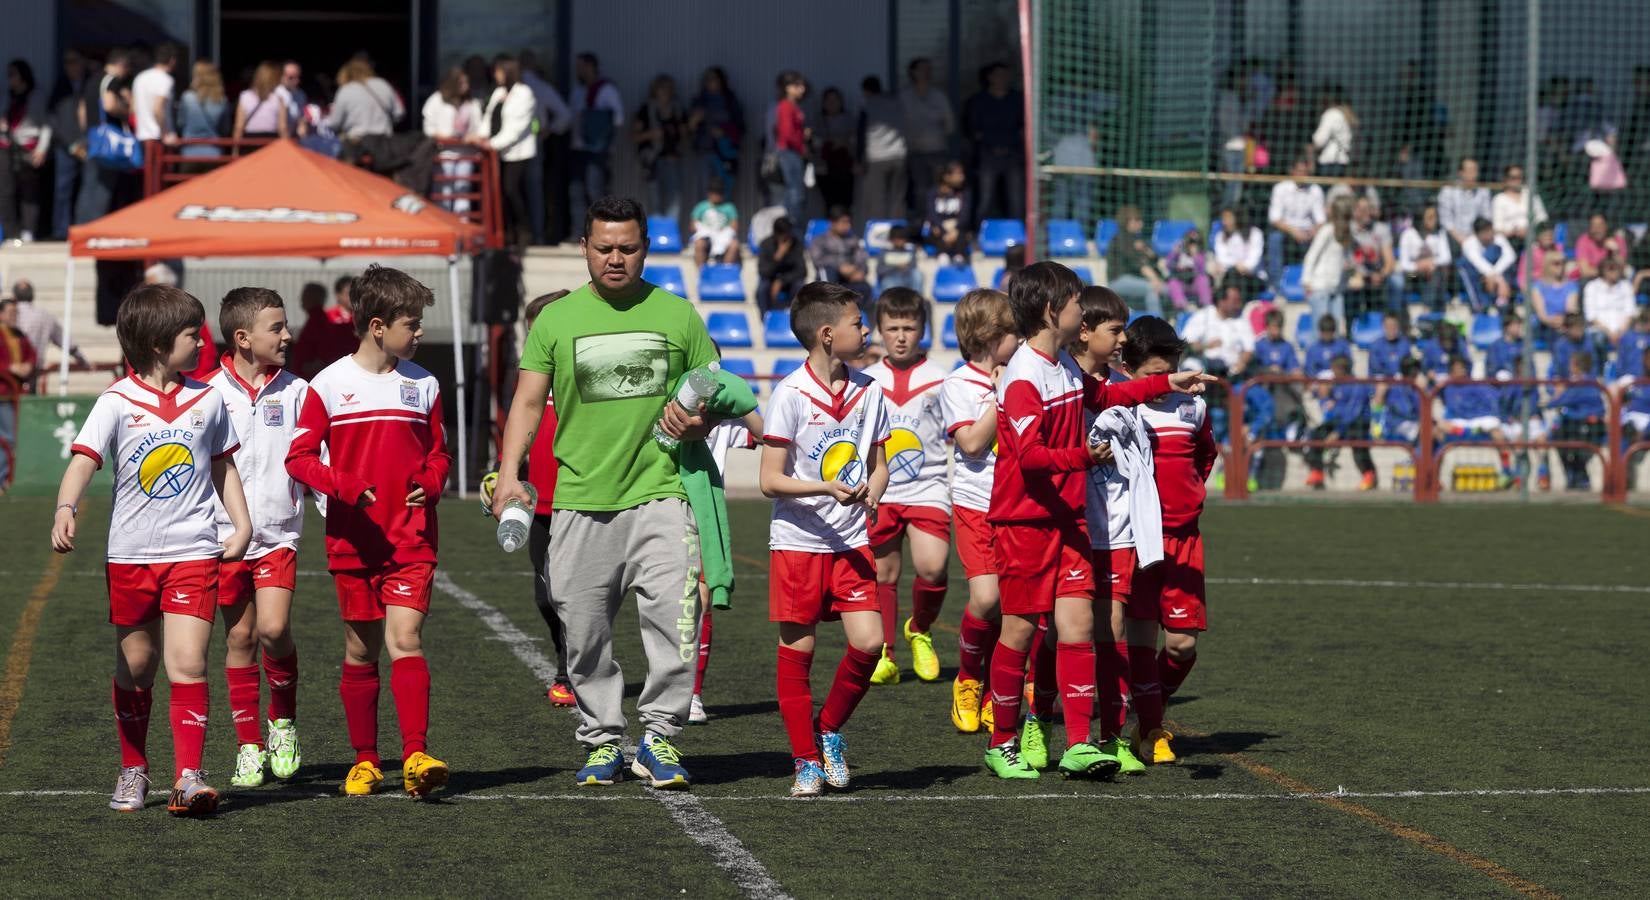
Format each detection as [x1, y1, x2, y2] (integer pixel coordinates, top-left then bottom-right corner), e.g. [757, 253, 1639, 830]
[864, 287, 952, 685]
[983, 263, 1210, 781]
[206, 287, 308, 788]
[760, 282, 891, 797]
[52, 283, 252, 816]
[1118, 316, 1217, 765]
[285, 265, 453, 798]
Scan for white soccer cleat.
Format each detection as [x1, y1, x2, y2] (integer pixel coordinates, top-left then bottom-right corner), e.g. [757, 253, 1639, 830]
[109, 765, 149, 812]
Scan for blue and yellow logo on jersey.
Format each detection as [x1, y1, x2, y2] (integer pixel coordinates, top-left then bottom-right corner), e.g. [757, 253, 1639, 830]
[886, 427, 924, 482]
[821, 440, 864, 488]
[137, 442, 196, 499]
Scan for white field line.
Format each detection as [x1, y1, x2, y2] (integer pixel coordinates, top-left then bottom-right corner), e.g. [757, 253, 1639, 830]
[431, 571, 791, 900]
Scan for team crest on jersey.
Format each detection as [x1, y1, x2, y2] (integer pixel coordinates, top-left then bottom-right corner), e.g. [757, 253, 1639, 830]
[189, 409, 206, 429]
[400, 382, 420, 408]
[1178, 401, 1199, 424]
[262, 400, 284, 426]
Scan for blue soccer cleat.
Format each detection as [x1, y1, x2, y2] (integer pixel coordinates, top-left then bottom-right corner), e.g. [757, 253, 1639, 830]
[632, 732, 691, 789]
[818, 731, 850, 788]
[576, 743, 625, 786]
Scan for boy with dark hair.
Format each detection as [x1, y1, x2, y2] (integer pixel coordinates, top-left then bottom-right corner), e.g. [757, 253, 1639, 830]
[1303, 315, 1352, 377]
[864, 287, 951, 685]
[1253, 308, 1300, 373]
[876, 225, 924, 293]
[1304, 356, 1377, 491]
[285, 264, 453, 798]
[1367, 311, 1413, 378]
[761, 281, 891, 796]
[1549, 312, 1605, 379]
[1486, 312, 1550, 489]
[1549, 351, 1607, 491]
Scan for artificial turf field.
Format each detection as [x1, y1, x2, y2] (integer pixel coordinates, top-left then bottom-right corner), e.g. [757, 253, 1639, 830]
[0, 496, 1646, 898]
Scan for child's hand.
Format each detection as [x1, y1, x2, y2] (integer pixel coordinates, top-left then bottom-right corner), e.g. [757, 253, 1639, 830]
[406, 485, 426, 508]
[1167, 371, 1219, 395]
[357, 488, 377, 508]
[221, 528, 251, 562]
[826, 479, 867, 505]
[50, 506, 76, 553]
[1089, 441, 1115, 465]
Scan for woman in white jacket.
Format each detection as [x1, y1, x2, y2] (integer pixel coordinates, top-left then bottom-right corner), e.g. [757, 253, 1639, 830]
[1311, 84, 1355, 177]
[475, 54, 538, 248]
[1301, 196, 1354, 332]
[424, 67, 485, 214]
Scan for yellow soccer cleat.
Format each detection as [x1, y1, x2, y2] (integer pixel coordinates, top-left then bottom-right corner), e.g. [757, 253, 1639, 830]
[403, 751, 450, 799]
[1132, 726, 1177, 765]
[904, 618, 941, 682]
[950, 677, 983, 732]
[869, 646, 901, 685]
[979, 698, 995, 732]
[341, 760, 384, 796]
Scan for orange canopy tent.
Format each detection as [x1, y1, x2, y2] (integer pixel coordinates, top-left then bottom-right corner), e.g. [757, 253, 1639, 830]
[64, 141, 487, 493]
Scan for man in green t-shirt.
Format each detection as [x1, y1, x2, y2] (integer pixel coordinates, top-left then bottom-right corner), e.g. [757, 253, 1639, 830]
[494, 196, 717, 789]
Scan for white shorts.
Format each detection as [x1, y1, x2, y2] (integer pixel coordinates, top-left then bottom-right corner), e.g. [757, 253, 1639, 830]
[1498, 417, 1549, 442]
[692, 226, 738, 257]
[1625, 411, 1650, 433]
[1444, 416, 1502, 436]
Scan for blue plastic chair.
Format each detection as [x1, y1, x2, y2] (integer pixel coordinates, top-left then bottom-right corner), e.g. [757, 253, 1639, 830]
[1094, 219, 1119, 254]
[1070, 264, 1095, 285]
[1281, 264, 1305, 303]
[1128, 310, 1150, 326]
[991, 267, 1008, 289]
[704, 311, 752, 348]
[642, 264, 686, 297]
[932, 265, 979, 303]
[1553, 221, 1569, 253]
[1046, 219, 1087, 257]
[863, 219, 906, 256]
[1151, 219, 1196, 258]
[1174, 311, 1193, 334]
[771, 357, 805, 381]
[941, 314, 960, 349]
[763, 310, 802, 348]
[1351, 312, 1384, 349]
[1294, 312, 1317, 349]
[647, 217, 683, 254]
[697, 263, 746, 302]
[979, 219, 1027, 256]
[1469, 313, 1501, 350]
[804, 218, 831, 248]
[720, 356, 757, 384]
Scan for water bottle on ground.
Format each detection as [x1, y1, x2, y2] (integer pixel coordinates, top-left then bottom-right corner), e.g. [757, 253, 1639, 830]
[496, 482, 538, 553]
[653, 362, 722, 450]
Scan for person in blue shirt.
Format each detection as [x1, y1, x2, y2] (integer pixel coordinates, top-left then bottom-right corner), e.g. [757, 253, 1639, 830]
[1367, 311, 1413, 377]
[1377, 356, 1426, 444]
[1253, 308, 1301, 372]
[1548, 350, 1607, 490]
[1616, 309, 1650, 379]
[1616, 346, 1650, 490]
[1484, 312, 1551, 489]
[1304, 355, 1377, 490]
[1548, 312, 1607, 379]
[1417, 321, 1468, 380]
[1438, 356, 1502, 436]
[1304, 314, 1353, 376]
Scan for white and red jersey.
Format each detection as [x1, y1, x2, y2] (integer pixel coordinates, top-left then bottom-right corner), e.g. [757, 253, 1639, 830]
[940, 362, 997, 513]
[764, 365, 891, 553]
[206, 356, 308, 559]
[706, 417, 756, 476]
[71, 375, 240, 563]
[988, 343, 1171, 525]
[865, 356, 950, 511]
[1070, 362, 1133, 550]
[285, 356, 450, 571]
[1140, 391, 1216, 535]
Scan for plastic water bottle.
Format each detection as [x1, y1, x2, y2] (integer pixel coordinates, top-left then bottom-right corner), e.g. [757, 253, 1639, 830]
[495, 482, 538, 553]
[653, 362, 722, 450]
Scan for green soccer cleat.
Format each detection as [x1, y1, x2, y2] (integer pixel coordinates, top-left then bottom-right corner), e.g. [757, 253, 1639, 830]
[1057, 741, 1121, 780]
[903, 618, 941, 682]
[869, 647, 901, 686]
[1020, 715, 1053, 770]
[267, 718, 302, 779]
[230, 743, 267, 788]
[983, 741, 1040, 780]
[1104, 736, 1147, 775]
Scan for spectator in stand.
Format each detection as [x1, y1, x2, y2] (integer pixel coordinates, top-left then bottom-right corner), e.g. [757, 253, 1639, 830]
[477, 54, 537, 249]
[1, 59, 51, 245]
[1301, 196, 1354, 333]
[1419, 320, 1467, 379]
[332, 275, 354, 322]
[814, 87, 856, 214]
[289, 281, 351, 380]
[964, 62, 1024, 220]
[1549, 351, 1607, 490]
[1615, 346, 1650, 489]
[770, 70, 809, 227]
[1348, 195, 1398, 320]
[875, 224, 922, 293]
[280, 61, 308, 131]
[809, 205, 873, 309]
[1390, 143, 1430, 223]
[902, 57, 953, 219]
[131, 42, 179, 145]
[519, 49, 572, 246]
[687, 66, 744, 187]
[856, 76, 907, 221]
[46, 50, 87, 240]
[1304, 314, 1352, 376]
[325, 57, 403, 140]
[1438, 355, 1505, 443]
[1305, 355, 1377, 491]
[1437, 157, 1492, 249]
[1310, 82, 1355, 178]
[1214, 64, 1253, 208]
[1549, 312, 1606, 379]
[232, 60, 291, 148]
[1460, 217, 1516, 311]
[689, 177, 740, 267]
[1398, 203, 1453, 312]
[1583, 255, 1636, 343]
[1182, 284, 1255, 377]
[1531, 250, 1580, 335]
[0, 296, 34, 487]
[569, 52, 623, 221]
[1163, 228, 1213, 310]
[1518, 220, 1570, 292]
[1266, 155, 1326, 286]
[1000, 244, 1026, 291]
[463, 55, 491, 105]
[7, 280, 86, 384]
[75, 49, 133, 225]
[1257, 74, 1312, 173]
[1633, 229, 1650, 302]
[423, 66, 484, 214]
[1211, 205, 1265, 297]
[1047, 118, 1097, 227]
[1617, 309, 1650, 379]
[177, 61, 227, 163]
[1106, 204, 1164, 315]
[756, 216, 807, 312]
[632, 74, 686, 222]
[1367, 311, 1413, 378]
[921, 159, 971, 264]
[1253, 308, 1301, 373]
[1574, 212, 1628, 281]
[1490, 164, 1545, 250]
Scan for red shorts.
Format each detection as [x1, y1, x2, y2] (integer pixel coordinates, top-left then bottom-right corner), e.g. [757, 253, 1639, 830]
[1094, 546, 1137, 603]
[218, 547, 298, 607]
[333, 563, 435, 622]
[1126, 533, 1207, 631]
[106, 558, 219, 626]
[953, 506, 996, 579]
[769, 547, 879, 625]
[868, 503, 951, 551]
[995, 521, 1094, 615]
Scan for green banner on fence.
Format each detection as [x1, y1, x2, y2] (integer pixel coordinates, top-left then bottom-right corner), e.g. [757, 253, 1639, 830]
[8, 396, 112, 498]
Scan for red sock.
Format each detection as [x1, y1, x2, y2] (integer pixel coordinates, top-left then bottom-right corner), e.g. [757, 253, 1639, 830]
[225, 665, 263, 747]
[112, 681, 151, 769]
[168, 680, 209, 779]
[1056, 642, 1097, 745]
[988, 642, 1029, 747]
[694, 609, 713, 696]
[982, 618, 1001, 695]
[956, 611, 994, 683]
[775, 646, 818, 762]
[877, 582, 899, 657]
[1100, 641, 1131, 738]
[816, 645, 879, 734]
[339, 662, 380, 766]
[390, 656, 431, 760]
[1159, 649, 1197, 699]
[1128, 644, 1164, 734]
[264, 650, 298, 721]
[910, 578, 947, 632]
[1030, 628, 1057, 720]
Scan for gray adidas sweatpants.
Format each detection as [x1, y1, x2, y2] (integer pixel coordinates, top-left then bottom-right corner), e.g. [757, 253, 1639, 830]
[547, 498, 701, 748]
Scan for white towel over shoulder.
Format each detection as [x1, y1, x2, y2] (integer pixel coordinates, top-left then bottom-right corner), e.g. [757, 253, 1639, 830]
[1090, 406, 1164, 566]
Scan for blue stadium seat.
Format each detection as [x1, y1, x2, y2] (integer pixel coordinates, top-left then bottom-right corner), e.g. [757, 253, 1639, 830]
[979, 219, 1027, 256]
[1469, 313, 1501, 349]
[1281, 264, 1305, 303]
[719, 356, 756, 384]
[648, 217, 683, 254]
[1095, 218, 1119, 254]
[863, 218, 906, 255]
[704, 311, 752, 348]
[1351, 312, 1384, 349]
[642, 264, 686, 296]
[1174, 311, 1193, 334]
[763, 310, 802, 348]
[1070, 264, 1095, 285]
[771, 357, 804, 381]
[1046, 219, 1087, 257]
[932, 265, 979, 302]
[804, 218, 831, 248]
[1553, 221, 1569, 253]
[1294, 312, 1316, 349]
[697, 263, 745, 302]
[1128, 310, 1150, 326]
[941, 314, 960, 349]
[1151, 219, 1196, 257]
[991, 267, 1007, 289]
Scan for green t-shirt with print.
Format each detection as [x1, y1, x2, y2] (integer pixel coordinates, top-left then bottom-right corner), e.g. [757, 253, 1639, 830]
[519, 281, 718, 511]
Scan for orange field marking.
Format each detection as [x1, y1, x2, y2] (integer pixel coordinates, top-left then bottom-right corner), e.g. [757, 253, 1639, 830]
[0, 554, 64, 769]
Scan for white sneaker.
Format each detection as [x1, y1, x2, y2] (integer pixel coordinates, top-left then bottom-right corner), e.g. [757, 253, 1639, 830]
[688, 694, 708, 725]
[109, 765, 149, 812]
[230, 742, 267, 787]
[167, 768, 220, 816]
